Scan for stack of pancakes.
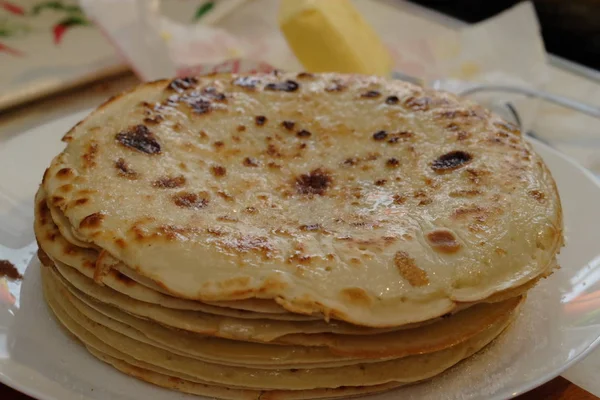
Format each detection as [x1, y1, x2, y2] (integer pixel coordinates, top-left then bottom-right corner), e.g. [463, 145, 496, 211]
[35, 72, 563, 399]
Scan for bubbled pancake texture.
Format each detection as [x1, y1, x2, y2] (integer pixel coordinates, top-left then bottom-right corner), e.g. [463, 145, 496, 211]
[36, 72, 562, 399]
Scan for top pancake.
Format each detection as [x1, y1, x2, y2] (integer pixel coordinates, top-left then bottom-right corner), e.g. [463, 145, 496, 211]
[42, 72, 563, 327]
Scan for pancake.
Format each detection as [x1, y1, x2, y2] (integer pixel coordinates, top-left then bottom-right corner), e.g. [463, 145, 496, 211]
[41, 72, 562, 328]
[43, 266, 516, 391]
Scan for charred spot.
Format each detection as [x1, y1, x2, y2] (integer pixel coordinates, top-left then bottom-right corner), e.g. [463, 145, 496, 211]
[115, 158, 139, 179]
[255, 115, 267, 126]
[168, 77, 198, 92]
[243, 157, 259, 167]
[211, 165, 227, 177]
[385, 95, 399, 105]
[282, 120, 295, 131]
[296, 168, 332, 196]
[386, 158, 400, 167]
[426, 229, 461, 254]
[172, 192, 209, 209]
[56, 168, 74, 179]
[297, 72, 314, 79]
[404, 96, 431, 111]
[299, 223, 322, 232]
[431, 151, 473, 173]
[265, 80, 299, 92]
[361, 90, 381, 98]
[187, 98, 211, 114]
[372, 131, 388, 141]
[79, 212, 104, 229]
[297, 129, 311, 138]
[152, 175, 186, 189]
[529, 190, 546, 203]
[237, 125, 246, 132]
[375, 179, 387, 186]
[116, 125, 161, 155]
[233, 76, 261, 89]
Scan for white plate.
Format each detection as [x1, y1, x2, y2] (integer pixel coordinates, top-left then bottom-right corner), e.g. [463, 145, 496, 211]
[1, 111, 600, 400]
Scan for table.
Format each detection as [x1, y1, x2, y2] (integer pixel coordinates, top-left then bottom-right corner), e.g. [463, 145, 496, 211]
[1, 376, 597, 399]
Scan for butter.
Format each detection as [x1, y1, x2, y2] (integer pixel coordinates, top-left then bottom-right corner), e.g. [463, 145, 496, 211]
[279, 0, 393, 77]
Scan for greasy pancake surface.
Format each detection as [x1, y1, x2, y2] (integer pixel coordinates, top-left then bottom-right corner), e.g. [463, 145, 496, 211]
[42, 72, 562, 327]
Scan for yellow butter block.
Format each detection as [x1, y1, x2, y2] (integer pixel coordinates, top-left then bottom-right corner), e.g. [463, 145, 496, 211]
[279, 0, 393, 77]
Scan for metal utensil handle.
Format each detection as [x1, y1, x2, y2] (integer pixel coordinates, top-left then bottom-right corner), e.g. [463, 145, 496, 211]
[459, 85, 600, 119]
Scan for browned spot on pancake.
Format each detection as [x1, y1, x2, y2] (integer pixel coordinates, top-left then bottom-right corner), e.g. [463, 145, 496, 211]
[243, 157, 259, 167]
[156, 225, 199, 240]
[266, 144, 282, 157]
[255, 115, 267, 126]
[51, 195, 65, 207]
[299, 224, 323, 232]
[206, 227, 225, 236]
[394, 251, 429, 287]
[220, 235, 274, 258]
[217, 191, 233, 201]
[38, 199, 50, 224]
[82, 141, 99, 167]
[297, 72, 314, 79]
[325, 81, 346, 92]
[375, 179, 387, 186]
[115, 158, 139, 179]
[58, 184, 73, 193]
[233, 76, 261, 89]
[152, 175, 186, 189]
[56, 168, 74, 179]
[265, 80, 299, 92]
[217, 215, 238, 222]
[361, 90, 381, 98]
[172, 192, 209, 209]
[495, 248, 507, 256]
[529, 190, 546, 203]
[296, 168, 332, 196]
[494, 121, 521, 135]
[114, 271, 135, 286]
[244, 207, 258, 214]
[211, 165, 227, 177]
[282, 121, 295, 131]
[213, 141, 225, 149]
[372, 130, 388, 141]
[393, 194, 406, 205]
[431, 151, 472, 173]
[0, 260, 22, 280]
[115, 238, 127, 249]
[236, 125, 246, 133]
[404, 96, 430, 111]
[452, 205, 485, 219]
[167, 77, 198, 92]
[387, 131, 413, 143]
[296, 129, 311, 138]
[37, 248, 53, 267]
[386, 158, 400, 168]
[385, 95, 399, 105]
[426, 229, 461, 254]
[116, 125, 161, 155]
[143, 115, 163, 125]
[340, 287, 372, 306]
[267, 162, 282, 170]
[449, 189, 481, 198]
[79, 212, 104, 229]
[73, 198, 89, 206]
[343, 157, 359, 167]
